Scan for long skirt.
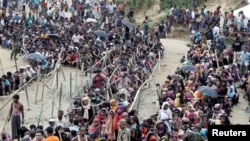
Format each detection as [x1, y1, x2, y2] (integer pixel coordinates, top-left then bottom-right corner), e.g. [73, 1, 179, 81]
[11, 115, 21, 139]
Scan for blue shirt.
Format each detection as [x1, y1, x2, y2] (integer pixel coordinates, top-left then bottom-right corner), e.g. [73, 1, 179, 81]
[240, 51, 250, 63]
[4, 79, 10, 86]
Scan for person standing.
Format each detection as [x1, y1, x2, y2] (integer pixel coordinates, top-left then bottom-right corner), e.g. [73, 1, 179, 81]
[117, 119, 130, 141]
[7, 94, 25, 139]
[10, 28, 20, 61]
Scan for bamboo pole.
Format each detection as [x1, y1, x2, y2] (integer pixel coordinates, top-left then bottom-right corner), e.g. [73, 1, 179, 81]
[0, 75, 38, 111]
[81, 63, 84, 87]
[56, 69, 59, 89]
[60, 65, 66, 81]
[59, 83, 62, 110]
[51, 100, 54, 118]
[75, 71, 78, 91]
[41, 84, 45, 101]
[37, 100, 44, 126]
[25, 85, 30, 110]
[35, 81, 39, 104]
[70, 73, 72, 99]
[158, 51, 161, 73]
[214, 50, 220, 73]
[0, 58, 5, 75]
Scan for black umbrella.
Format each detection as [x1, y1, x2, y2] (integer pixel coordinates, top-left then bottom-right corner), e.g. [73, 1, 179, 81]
[94, 30, 108, 38]
[123, 20, 133, 31]
[47, 34, 62, 41]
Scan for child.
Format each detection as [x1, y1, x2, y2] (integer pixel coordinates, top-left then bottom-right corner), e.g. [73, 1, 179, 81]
[99, 124, 107, 141]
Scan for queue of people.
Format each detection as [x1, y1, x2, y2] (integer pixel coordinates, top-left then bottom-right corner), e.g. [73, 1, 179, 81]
[1, 1, 250, 141]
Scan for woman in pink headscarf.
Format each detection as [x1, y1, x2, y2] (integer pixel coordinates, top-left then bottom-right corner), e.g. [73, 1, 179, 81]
[1, 131, 13, 141]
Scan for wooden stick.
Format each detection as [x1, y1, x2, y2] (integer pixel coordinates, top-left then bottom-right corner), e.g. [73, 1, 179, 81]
[70, 73, 72, 99]
[59, 83, 62, 110]
[37, 99, 44, 126]
[35, 81, 39, 104]
[0, 58, 5, 75]
[41, 84, 45, 101]
[56, 68, 59, 89]
[59, 65, 66, 80]
[75, 71, 78, 91]
[25, 85, 30, 110]
[158, 51, 161, 73]
[51, 100, 54, 118]
[81, 63, 84, 87]
[214, 50, 220, 73]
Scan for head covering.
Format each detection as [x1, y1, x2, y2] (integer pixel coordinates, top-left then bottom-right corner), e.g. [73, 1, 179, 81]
[49, 119, 55, 122]
[118, 119, 127, 125]
[82, 96, 89, 101]
[214, 103, 220, 109]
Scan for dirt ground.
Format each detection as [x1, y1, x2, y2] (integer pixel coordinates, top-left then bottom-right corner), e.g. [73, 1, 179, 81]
[0, 48, 91, 132]
[137, 39, 190, 121]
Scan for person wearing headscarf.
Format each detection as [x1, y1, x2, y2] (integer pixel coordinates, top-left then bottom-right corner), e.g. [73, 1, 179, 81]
[143, 128, 157, 141]
[157, 102, 172, 132]
[88, 118, 101, 140]
[110, 99, 117, 111]
[81, 96, 93, 124]
[156, 122, 168, 138]
[105, 110, 116, 141]
[128, 109, 140, 126]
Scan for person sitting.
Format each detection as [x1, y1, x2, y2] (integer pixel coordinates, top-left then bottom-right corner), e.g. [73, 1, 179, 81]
[2, 75, 11, 94]
[66, 51, 79, 66]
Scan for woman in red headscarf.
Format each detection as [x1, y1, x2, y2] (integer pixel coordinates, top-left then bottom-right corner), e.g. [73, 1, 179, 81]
[88, 118, 101, 140]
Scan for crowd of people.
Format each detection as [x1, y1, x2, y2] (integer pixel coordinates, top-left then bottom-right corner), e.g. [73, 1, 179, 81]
[1, 0, 250, 141]
[0, 65, 37, 96]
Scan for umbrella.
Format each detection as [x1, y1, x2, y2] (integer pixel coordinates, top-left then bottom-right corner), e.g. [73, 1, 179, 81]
[180, 65, 197, 71]
[86, 18, 97, 23]
[123, 20, 133, 31]
[10, 15, 22, 22]
[94, 30, 108, 38]
[197, 86, 218, 98]
[26, 52, 45, 61]
[47, 34, 62, 41]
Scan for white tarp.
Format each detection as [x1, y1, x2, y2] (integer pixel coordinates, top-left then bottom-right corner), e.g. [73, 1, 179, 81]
[233, 4, 250, 19]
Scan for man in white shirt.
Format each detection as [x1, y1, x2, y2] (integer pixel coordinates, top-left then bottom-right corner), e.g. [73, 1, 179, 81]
[59, 9, 65, 19]
[45, 119, 56, 134]
[55, 110, 69, 128]
[72, 32, 82, 44]
[69, 120, 79, 132]
[213, 24, 220, 37]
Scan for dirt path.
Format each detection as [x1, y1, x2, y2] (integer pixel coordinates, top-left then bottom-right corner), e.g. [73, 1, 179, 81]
[137, 39, 190, 121]
[137, 38, 250, 124]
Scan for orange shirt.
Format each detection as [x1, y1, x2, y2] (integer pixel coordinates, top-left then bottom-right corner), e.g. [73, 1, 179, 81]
[44, 135, 59, 141]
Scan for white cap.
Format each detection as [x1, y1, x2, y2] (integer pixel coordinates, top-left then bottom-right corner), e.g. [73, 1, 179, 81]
[49, 119, 55, 122]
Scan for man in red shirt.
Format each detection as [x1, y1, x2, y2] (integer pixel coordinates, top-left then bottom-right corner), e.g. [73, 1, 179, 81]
[92, 70, 105, 89]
